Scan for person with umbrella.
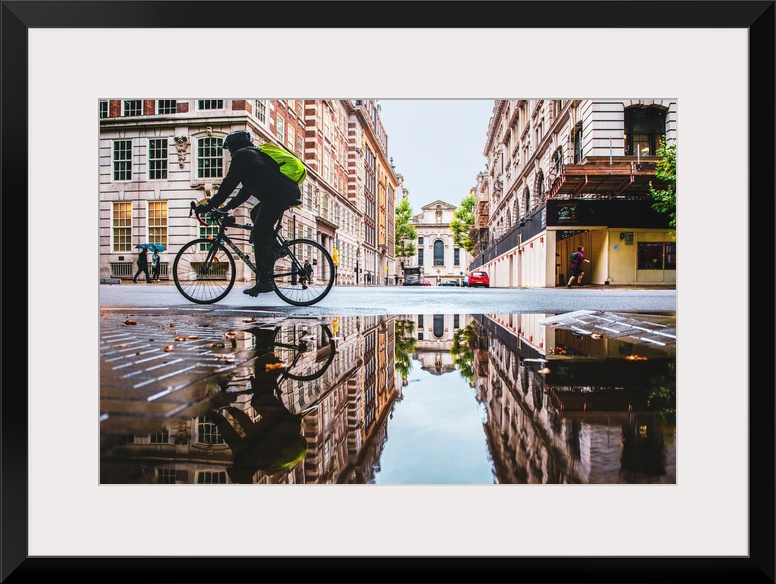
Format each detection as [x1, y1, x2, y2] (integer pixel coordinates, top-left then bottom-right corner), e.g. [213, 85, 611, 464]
[151, 246, 161, 281]
[132, 245, 152, 284]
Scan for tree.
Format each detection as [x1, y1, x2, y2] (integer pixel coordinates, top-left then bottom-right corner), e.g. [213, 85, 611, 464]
[649, 138, 676, 232]
[394, 319, 418, 382]
[450, 192, 476, 253]
[394, 196, 417, 263]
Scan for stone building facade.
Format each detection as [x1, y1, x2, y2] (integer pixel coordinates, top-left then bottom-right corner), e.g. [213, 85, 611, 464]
[98, 99, 397, 286]
[470, 99, 677, 288]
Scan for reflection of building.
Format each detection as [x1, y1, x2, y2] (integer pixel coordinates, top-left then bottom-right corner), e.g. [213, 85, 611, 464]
[100, 316, 401, 484]
[406, 201, 472, 285]
[471, 314, 676, 484]
[411, 313, 471, 375]
[471, 99, 676, 288]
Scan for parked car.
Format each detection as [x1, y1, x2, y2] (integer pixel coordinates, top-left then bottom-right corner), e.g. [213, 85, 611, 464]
[468, 270, 490, 288]
[422, 280, 431, 286]
[440, 280, 459, 286]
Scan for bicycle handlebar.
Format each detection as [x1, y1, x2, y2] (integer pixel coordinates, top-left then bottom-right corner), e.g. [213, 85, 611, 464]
[190, 200, 231, 227]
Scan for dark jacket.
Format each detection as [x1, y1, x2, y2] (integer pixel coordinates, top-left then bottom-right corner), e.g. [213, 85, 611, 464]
[137, 249, 148, 266]
[208, 145, 301, 210]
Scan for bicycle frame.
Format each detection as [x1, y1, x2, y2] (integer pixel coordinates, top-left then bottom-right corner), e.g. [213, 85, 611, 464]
[200, 212, 289, 277]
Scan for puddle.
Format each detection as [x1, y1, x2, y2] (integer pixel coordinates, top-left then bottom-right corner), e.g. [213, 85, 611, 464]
[100, 312, 676, 484]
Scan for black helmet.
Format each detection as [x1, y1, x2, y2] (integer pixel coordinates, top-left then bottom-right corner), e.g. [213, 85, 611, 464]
[223, 130, 252, 153]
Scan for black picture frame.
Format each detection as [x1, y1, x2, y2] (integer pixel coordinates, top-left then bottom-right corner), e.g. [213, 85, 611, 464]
[3, 1, 773, 582]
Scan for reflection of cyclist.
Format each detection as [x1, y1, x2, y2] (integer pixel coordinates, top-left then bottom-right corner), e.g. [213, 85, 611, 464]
[196, 130, 302, 297]
[207, 328, 307, 482]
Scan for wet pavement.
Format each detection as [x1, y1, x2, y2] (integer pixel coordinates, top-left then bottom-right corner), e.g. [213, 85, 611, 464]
[100, 308, 676, 484]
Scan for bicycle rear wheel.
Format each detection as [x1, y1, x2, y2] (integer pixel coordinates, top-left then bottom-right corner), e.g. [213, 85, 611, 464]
[173, 238, 236, 304]
[271, 238, 335, 306]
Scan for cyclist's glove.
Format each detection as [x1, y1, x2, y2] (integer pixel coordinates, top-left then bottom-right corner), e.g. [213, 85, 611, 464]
[195, 204, 213, 215]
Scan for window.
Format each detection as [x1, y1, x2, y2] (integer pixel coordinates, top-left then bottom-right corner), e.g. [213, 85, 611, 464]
[197, 99, 223, 110]
[148, 201, 167, 249]
[296, 135, 304, 158]
[254, 99, 267, 122]
[625, 106, 666, 156]
[99, 100, 108, 118]
[112, 202, 132, 252]
[197, 415, 225, 445]
[123, 100, 141, 116]
[433, 240, 444, 266]
[523, 187, 531, 217]
[417, 236, 424, 245]
[433, 315, 444, 338]
[113, 139, 132, 180]
[276, 116, 285, 142]
[148, 138, 167, 179]
[637, 242, 676, 270]
[573, 124, 583, 163]
[297, 100, 304, 119]
[418, 248, 424, 266]
[454, 314, 460, 329]
[287, 127, 295, 151]
[197, 471, 228, 484]
[157, 100, 176, 114]
[197, 137, 224, 178]
[454, 248, 460, 266]
[417, 315, 424, 328]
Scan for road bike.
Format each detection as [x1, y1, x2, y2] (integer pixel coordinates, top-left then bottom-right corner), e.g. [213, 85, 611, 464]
[172, 202, 335, 306]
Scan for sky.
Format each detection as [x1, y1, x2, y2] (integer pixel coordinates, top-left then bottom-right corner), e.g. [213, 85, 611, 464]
[376, 99, 495, 213]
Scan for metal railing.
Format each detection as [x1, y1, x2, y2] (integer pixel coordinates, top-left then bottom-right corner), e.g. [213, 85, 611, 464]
[110, 262, 170, 279]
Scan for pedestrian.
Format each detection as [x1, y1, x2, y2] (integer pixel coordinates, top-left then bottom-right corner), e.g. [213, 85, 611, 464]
[151, 248, 161, 281]
[302, 260, 313, 289]
[566, 245, 591, 288]
[132, 248, 152, 283]
[195, 130, 302, 297]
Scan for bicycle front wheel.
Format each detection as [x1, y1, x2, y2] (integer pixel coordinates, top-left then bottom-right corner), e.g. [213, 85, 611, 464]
[173, 238, 236, 304]
[271, 238, 335, 306]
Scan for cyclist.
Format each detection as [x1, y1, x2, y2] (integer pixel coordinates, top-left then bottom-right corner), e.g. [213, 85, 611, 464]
[196, 130, 302, 296]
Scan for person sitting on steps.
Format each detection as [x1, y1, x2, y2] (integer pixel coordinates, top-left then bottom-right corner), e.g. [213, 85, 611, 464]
[196, 130, 302, 296]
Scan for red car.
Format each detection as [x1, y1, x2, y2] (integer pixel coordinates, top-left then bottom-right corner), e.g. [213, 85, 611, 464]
[468, 270, 490, 288]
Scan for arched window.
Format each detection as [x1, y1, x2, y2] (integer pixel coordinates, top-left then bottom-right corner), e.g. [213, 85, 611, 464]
[625, 106, 666, 156]
[536, 170, 545, 202]
[523, 187, 531, 215]
[433, 314, 444, 338]
[433, 240, 444, 266]
[513, 198, 520, 224]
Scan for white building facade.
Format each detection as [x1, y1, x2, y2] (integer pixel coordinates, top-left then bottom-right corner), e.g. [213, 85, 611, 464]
[470, 99, 677, 288]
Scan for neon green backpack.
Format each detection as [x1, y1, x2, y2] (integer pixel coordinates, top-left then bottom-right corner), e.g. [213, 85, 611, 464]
[258, 143, 307, 185]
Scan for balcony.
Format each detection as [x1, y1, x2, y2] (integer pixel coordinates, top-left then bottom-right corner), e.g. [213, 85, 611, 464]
[547, 156, 666, 199]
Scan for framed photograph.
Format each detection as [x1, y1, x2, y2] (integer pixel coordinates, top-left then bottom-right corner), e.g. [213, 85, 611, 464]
[6, 1, 773, 582]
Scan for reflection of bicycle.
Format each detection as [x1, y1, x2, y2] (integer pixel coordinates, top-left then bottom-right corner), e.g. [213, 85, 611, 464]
[262, 322, 336, 382]
[173, 202, 335, 306]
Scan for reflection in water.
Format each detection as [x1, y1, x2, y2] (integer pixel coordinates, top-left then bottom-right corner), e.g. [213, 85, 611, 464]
[100, 311, 675, 484]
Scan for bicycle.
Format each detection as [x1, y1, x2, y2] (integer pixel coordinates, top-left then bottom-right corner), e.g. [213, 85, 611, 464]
[173, 201, 335, 306]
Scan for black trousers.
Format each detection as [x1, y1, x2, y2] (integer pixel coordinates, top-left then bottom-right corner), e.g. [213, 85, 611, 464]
[250, 199, 291, 280]
[133, 263, 151, 282]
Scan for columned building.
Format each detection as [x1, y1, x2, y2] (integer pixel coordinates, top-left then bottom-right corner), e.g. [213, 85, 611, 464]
[98, 99, 396, 286]
[470, 99, 676, 288]
[410, 201, 472, 285]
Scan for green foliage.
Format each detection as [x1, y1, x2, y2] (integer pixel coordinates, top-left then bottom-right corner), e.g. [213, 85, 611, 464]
[394, 319, 418, 380]
[394, 197, 417, 259]
[450, 323, 476, 383]
[649, 138, 676, 231]
[450, 193, 476, 253]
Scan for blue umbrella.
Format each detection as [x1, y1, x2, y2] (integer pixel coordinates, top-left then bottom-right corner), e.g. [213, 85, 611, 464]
[151, 244, 167, 252]
[134, 243, 155, 250]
